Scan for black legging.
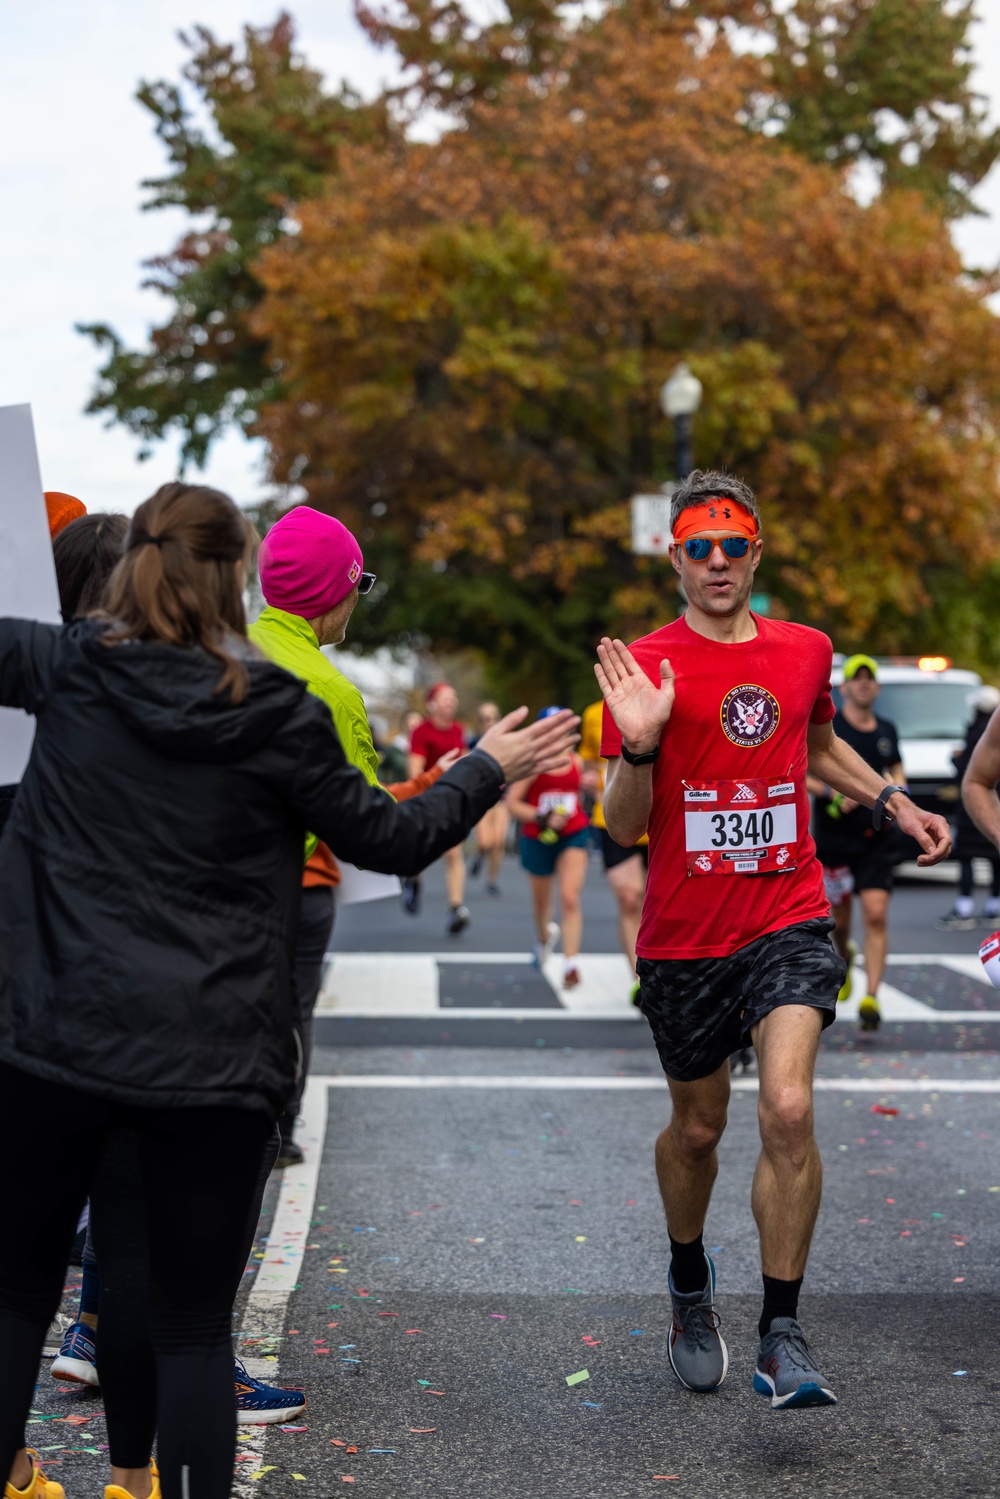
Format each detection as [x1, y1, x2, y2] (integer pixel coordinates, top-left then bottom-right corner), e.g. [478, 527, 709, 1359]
[88, 1121, 281, 1469]
[0, 1062, 270, 1499]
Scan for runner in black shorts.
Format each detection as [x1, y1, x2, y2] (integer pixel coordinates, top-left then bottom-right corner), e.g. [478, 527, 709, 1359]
[807, 654, 904, 1033]
[596, 469, 950, 1411]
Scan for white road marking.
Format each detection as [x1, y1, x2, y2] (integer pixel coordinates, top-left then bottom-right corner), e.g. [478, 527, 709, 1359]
[233, 1076, 328, 1494]
[310, 1073, 1000, 1093]
[316, 951, 1000, 1020]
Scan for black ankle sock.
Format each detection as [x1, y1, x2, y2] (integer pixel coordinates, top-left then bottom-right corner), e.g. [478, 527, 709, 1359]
[759, 1274, 803, 1338]
[669, 1233, 707, 1295]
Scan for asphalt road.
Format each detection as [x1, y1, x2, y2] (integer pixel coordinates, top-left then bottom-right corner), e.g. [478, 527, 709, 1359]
[31, 853, 1000, 1499]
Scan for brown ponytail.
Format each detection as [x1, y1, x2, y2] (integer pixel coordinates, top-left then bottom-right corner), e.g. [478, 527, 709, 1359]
[102, 483, 257, 702]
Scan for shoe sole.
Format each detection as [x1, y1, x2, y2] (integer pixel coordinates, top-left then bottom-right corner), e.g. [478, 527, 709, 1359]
[51, 1357, 100, 1387]
[237, 1402, 306, 1425]
[753, 1371, 837, 1409]
[858, 1015, 881, 1033]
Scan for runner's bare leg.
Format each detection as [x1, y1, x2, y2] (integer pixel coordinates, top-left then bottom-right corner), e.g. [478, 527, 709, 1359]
[830, 893, 853, 963]
[444, 844, 465, 906]
[654, 1064, 730, 1242]
[606, 853, 645, 975]
[859, 886, 889, 996]
[528, 873, 554, 943]
[751, 1004, 824, 1279]
[555, 846, 588, 959]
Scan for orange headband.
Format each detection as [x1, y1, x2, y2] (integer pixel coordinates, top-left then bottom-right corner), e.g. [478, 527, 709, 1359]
[672, 500, 758, 544]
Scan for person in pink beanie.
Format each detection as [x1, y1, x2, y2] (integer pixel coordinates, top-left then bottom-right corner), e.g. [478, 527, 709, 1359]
[250, 507, 378, 1166]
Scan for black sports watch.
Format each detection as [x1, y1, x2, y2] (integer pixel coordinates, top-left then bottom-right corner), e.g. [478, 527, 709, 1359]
[872, 784, 907, 831]
[620, 740, 661, 766]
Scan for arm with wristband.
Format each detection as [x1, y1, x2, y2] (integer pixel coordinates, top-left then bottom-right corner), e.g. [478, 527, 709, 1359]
[594, 636, 673, 847]
[806, 720, 950, 863]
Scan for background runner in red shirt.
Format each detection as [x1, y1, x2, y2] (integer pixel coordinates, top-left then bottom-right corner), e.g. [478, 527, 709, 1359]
[597, 468, 950, 1411]
[408, 681, 470, 932]
[507, 713, 590, 988]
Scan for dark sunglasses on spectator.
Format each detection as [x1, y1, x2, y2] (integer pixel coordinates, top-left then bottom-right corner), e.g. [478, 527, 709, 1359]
[682, 536, 752, 561]
[357, 572, 377, 595]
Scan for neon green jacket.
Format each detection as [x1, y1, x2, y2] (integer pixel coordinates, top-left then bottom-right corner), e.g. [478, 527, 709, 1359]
[249, 606, 387, 858]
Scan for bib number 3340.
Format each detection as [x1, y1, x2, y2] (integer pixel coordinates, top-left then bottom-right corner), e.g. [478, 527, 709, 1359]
[684, 779, 798, 876]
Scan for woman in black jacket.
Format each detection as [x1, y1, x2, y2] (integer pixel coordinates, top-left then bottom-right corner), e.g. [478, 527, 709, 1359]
[0, 483, 576, 1499]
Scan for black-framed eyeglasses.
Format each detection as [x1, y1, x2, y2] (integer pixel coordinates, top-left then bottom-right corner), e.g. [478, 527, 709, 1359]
[357, 572, 377, 596]
[682, 536, 751, 562]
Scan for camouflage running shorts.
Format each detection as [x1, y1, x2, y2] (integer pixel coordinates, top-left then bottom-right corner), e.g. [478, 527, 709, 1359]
[634, 917, 845, 1082]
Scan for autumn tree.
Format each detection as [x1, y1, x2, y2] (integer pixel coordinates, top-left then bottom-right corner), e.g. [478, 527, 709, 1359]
[82, 3, 1000, 700]
[246, 3, 1000, 700]
[79, 14, 387, 465]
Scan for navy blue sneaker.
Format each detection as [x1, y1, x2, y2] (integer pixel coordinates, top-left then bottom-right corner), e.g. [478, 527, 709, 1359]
[51, 1321, 99, 1387]
[234, 1358, 306, 1425]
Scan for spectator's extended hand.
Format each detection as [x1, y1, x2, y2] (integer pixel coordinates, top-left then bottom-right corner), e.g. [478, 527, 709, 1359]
[475, 707, 580, 784]
[434, 748, 462, 773]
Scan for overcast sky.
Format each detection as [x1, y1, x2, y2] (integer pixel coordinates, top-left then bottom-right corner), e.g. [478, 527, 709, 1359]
[2, 0, 999, 515]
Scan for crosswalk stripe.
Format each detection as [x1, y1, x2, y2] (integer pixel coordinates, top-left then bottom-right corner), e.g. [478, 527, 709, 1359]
[317, 951, 999, 1021]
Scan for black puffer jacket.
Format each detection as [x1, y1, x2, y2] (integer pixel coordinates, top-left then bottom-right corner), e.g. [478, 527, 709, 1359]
[0, 619, 503, 1115]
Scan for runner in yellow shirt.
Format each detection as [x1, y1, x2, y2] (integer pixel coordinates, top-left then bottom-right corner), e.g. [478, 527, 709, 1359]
[580, 699, 648, 1000]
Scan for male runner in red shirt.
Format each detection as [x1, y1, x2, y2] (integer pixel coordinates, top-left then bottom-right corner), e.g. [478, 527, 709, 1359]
[597, 469, 950, 1409]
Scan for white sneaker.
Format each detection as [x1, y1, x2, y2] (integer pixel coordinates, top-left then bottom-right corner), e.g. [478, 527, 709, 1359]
[532, 921, 560, 966]
[562, 962, 581, 989]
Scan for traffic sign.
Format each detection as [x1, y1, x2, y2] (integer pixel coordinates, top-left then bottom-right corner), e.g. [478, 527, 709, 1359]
[631, 492, 675, 555]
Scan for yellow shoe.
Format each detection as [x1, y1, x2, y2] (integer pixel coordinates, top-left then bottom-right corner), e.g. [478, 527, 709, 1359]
[6, 1453, 65, 1499]
[858, 995, 881, 1032]
[837, 940, 857, 1003]
[105, 1462, 160, 1499]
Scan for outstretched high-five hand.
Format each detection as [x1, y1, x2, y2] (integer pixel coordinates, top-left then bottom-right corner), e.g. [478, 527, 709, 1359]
[595, 637, 675, 754]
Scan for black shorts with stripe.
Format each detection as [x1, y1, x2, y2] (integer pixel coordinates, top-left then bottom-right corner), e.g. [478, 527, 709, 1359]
[635, 917, 845, 1083]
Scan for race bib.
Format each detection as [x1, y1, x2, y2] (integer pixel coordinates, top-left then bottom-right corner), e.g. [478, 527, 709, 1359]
[537, 790, 578, 817]
[684, 778, 798, 876]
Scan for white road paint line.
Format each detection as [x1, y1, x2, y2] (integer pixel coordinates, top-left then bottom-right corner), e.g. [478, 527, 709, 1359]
[837, 978, 949, 1021]
[309, 1073, 1000, 1093]
[541, 952, 638, 1013]
[317, 953, 438, 1013]
[233, 1076, 329, 1495]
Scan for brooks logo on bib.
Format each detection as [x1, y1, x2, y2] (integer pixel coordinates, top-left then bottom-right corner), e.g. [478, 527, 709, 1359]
[720, 685, 779, 747]
[684, 778, 798, 876]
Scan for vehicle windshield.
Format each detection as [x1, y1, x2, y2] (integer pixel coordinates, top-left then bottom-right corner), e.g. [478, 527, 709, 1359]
[835, 682, 976, 741]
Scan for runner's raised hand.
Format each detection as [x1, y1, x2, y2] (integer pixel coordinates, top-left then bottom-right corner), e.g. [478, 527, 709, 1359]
[595, 637, 674, 753]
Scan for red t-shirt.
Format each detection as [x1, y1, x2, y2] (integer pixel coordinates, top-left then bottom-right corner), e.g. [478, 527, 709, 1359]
[521, 762, 590, 840]
[410, 717, 466, 767]
[601, 615, 835, 960]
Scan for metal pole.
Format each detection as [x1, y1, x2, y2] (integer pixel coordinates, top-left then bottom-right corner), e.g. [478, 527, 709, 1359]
[674, 412, 692, 481]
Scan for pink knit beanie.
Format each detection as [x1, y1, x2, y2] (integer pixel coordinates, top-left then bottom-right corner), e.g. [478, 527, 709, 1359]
[258, 506, 364, 618]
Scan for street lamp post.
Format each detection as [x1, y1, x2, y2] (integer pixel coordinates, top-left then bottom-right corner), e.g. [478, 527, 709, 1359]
[659, 362, 703, 482]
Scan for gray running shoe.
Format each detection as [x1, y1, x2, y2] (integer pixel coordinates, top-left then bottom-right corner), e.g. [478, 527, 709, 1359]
[667, 1253, 728, 1392]
[754, 1317, 837, 1409]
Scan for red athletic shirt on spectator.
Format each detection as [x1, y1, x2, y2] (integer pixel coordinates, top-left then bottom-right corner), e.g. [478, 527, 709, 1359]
[521, 762, 590, 841]
[601, 614, 835, 961]
[410, 717, 466, 766]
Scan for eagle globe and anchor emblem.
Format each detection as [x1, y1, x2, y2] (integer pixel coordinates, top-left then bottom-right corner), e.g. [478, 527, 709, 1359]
[720, 684, 780, 747]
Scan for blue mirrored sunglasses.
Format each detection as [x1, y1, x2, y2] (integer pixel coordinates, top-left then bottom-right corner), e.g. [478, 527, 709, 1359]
[682, 536, 751, 561]
[357, 571, 377, 595]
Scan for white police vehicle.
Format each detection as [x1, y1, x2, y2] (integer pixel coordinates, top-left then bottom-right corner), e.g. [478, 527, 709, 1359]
[830, 656, 981, 821]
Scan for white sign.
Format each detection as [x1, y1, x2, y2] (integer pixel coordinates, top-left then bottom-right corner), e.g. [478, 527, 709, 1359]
[631, 492, 675, 555]
[335, 862, 402, 906]
[0, 405, 61, 782]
